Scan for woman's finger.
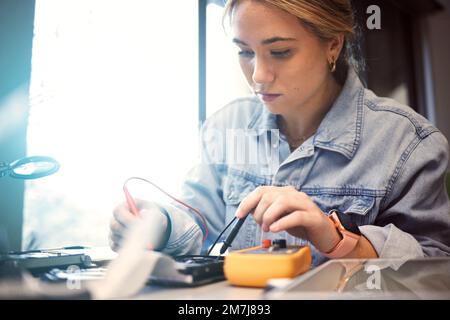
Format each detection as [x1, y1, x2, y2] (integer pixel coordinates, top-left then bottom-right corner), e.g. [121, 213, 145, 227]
[109, 229, 123, 250]
[110, 216, 123, 233]
[269, 209, 311, 233]
[252, 192, 277, 224]
[235, 186, 269, 218]
[113, 203, 137, 228]
[259, 190, 310, 231]
[260, 195, 295, 231]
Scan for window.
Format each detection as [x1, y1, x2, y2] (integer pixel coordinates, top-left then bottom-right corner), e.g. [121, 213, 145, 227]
[24, 0, 199, 249]
[206, 2, 250, 117]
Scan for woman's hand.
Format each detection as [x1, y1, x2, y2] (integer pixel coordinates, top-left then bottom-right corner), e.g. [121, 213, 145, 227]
[235, 186, 342, 253]
[109, 199, 168, 252]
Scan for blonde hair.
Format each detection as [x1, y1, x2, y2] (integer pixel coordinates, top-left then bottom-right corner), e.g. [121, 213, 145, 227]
[223, 0, 365, 84]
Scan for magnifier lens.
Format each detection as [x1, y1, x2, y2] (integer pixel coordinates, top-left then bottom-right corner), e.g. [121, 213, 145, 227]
[8, 156, 60, 179]
[13, 161, 56, 176]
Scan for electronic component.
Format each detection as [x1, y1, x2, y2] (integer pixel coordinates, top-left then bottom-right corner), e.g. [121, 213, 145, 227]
[2, 251, 93, 275]
[224, 239, 312, 288]
[148, 255, 225, 287]
[39, 254, 225, 287]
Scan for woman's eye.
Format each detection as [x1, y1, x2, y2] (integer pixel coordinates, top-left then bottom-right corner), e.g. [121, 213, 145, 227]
[238, 50, 254, 58]
[271, 49, 291, 58]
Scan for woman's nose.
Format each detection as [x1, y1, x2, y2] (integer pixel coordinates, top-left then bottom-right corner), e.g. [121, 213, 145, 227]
[252, 58, 274, 86]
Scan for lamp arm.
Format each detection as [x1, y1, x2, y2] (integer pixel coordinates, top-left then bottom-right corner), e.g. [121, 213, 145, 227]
[0, 162, 10, 178]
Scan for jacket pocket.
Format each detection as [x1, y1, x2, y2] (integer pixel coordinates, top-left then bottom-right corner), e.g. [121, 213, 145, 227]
[311, 194, 377, 226]
[222, 169, 271, 205]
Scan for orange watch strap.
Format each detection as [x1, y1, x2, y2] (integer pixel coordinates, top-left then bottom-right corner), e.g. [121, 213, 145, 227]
[322, 211, 360, 259]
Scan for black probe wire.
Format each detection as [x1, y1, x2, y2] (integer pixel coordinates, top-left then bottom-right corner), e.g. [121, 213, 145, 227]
[207, 216, 237, 256]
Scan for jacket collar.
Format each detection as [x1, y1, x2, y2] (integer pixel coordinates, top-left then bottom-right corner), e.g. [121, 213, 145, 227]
[314, 68, 365, 159]
[249, 68, 365, 160]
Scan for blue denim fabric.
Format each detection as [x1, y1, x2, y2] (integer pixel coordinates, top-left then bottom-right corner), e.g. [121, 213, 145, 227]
[158, 68, 450, 266]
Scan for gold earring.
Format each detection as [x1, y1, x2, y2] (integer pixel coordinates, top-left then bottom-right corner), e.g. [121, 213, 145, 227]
[329, 58, 336, 73]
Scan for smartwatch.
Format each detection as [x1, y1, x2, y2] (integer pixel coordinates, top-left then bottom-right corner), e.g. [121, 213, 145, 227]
[321, 210, 361, 259]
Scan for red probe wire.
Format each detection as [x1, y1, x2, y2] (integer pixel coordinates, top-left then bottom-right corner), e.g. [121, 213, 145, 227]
[123, 176, 209, 243]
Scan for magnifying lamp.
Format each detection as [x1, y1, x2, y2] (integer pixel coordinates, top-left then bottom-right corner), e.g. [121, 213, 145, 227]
[0, 156, 60, 180]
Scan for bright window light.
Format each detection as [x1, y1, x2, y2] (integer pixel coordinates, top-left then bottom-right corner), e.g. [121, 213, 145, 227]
[206, 3, 251, 117]
[24, 0, 199, 249]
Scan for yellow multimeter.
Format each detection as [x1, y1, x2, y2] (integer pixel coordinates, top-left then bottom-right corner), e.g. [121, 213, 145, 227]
[223, 239, 312, 288]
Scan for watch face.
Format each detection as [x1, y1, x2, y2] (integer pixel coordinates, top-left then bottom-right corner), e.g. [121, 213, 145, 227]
[335, 211, 362, 235]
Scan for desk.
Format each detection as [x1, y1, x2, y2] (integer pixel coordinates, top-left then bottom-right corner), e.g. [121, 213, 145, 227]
[1, 252, 449, 300]
[136, 257, 450, 300]
[265, 257, 450, 300]
[136, 281, 263, 300]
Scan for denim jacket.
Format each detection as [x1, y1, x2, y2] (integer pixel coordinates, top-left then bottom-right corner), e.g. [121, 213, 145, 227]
[157, 68, 450, 266]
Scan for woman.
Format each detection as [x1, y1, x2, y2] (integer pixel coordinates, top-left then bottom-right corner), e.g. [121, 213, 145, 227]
[110, 0, 450, 266]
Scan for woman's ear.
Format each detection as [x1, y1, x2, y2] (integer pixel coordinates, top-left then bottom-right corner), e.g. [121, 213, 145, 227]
[327, 34, 345, 61]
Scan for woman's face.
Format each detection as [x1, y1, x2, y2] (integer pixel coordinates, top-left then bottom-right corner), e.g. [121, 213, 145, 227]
[231, 0, 338, 114]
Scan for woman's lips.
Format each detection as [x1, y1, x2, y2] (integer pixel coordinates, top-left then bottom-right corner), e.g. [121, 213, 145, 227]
[257, 93, 282, 102]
